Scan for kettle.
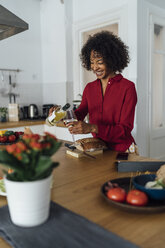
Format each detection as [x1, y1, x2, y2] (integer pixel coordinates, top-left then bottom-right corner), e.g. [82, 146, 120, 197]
[28, 104, 39, 119]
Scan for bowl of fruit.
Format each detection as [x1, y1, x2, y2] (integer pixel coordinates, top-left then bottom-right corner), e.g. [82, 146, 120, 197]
[0, 130, 24, 145]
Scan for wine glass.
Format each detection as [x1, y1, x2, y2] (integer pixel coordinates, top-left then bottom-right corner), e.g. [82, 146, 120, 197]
[63, 110, 77, 142]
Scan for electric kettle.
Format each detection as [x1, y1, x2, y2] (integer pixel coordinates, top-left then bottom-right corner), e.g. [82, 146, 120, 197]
[28, 104, 39, 119]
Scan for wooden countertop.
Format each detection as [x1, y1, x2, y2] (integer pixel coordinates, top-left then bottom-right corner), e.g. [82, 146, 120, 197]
[0, 120, 45, 129]
[0, 147, 164, 248]
[0, 120, 67, 129]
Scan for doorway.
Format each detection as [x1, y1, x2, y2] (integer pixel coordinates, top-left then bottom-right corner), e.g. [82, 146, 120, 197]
[149, 14, 165, 159]
[73, 7, 127, 101]
[82, 23, 119, 89]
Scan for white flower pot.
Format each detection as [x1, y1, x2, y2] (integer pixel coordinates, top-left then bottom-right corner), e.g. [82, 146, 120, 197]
[4, 174, 52, 227]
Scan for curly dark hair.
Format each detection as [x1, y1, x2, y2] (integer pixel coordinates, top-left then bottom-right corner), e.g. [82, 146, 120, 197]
[80, 31, 130, 73]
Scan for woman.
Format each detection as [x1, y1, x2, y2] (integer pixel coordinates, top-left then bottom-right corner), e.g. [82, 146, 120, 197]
[68, 31, 137, 152]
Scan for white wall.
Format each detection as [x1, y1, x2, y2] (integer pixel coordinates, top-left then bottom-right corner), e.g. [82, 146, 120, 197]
[0, 0, 69, 112]
[72, 0, 137, 83]
[73, 0, 127, 22]
[0, 0, 43, 114]
[40, 0, 67, 106]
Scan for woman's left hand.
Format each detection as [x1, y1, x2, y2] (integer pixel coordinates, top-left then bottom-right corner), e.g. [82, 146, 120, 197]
[66, 121, 98, 134]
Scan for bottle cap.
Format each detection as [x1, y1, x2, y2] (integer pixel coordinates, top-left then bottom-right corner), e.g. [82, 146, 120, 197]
[62, 103, 70, 111]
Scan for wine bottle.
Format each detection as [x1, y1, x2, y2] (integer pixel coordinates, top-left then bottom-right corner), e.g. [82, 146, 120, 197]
[46, 103, 71, 126]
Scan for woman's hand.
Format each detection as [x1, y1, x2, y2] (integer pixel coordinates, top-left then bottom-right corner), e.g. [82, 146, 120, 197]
[48, 105, 60, 116]
[66, 121, 98, 134]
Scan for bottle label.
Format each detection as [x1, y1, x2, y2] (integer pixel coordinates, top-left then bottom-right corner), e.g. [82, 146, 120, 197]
[47, 111, 56, 122]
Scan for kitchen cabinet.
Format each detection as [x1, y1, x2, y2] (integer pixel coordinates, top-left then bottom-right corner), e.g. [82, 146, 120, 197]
[44, 124, 92, 142]
[6, 125, 44, 136]
[0, 120, 92, 141]
[0, 120, 45, 135]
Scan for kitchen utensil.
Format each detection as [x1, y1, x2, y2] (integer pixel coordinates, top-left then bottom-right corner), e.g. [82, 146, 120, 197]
[83, 151, 96, 159]
[65, 142, 97, 159]
[8, 103, 19, 122]
[28, 104, 39, 119]
[64, 143, 76, 151]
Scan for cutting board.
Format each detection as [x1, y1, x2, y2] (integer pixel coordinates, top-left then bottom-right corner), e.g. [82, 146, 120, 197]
[66, 149, 103, 158]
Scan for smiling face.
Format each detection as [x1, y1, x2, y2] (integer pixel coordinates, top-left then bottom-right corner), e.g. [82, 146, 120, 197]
[90, 50, 112, 81]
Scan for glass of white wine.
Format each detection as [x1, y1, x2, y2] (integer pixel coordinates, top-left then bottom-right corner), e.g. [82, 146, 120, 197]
[63, 110, 77, 142]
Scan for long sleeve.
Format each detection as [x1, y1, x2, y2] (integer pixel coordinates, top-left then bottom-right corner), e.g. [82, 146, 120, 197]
[96, 84, 137, 147]
[75, 86, 89, 121]
[74, 74, 137, 152]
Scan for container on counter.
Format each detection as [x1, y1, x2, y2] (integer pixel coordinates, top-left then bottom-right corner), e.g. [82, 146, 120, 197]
[8, 104, 19, 122]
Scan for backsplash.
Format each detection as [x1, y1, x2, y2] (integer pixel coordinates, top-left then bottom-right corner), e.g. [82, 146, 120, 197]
[0, 82, 43, 116]
[0, 81, 69, 118]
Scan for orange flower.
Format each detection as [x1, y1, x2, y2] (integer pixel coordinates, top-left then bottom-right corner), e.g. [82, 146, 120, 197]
[6, 142, 27, 154]
[29, 141, 43, 150]
[22, 134, 41, 144]
[16, 142, 27, 152]
[22, 134, 32, 143]
[42, 143, 51, 149]
[8, 168, 13, 174]
[6, 144, 17, 154]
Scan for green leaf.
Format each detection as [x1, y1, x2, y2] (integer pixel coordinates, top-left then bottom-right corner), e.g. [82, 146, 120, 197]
[42, 141, 62, 156]
[21, 152, 30, 164]
[0, 150, 24, 173]
[33, 156, 54, 179]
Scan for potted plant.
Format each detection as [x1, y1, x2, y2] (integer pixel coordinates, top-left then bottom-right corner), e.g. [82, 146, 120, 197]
[0, 132, 61, 227]
[0, 107, 8, 122]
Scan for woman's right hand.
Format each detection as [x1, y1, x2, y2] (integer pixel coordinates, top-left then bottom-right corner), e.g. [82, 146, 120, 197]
[66, 121, 98, 134]
[48, 105, 60, 116]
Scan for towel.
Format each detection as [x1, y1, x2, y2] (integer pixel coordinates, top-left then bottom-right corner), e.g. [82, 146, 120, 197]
[0, 201, 139, 248]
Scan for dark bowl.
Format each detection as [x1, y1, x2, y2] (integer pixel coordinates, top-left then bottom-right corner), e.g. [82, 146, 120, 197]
[133, 174, 165, 200]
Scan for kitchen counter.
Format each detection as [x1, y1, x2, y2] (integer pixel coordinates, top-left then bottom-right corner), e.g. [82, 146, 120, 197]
[0, 120, 45, 129]
[0, 146, 164, 248]
[0, 120, 92, 140]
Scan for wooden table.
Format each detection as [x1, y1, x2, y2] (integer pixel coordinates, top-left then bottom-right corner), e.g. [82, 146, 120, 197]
[0, 146, 164, 248]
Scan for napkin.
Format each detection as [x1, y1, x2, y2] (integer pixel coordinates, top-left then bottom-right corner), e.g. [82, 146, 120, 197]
[0, 201, 139, 248]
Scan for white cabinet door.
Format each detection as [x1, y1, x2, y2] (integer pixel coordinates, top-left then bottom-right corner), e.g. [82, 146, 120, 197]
[44, 125, 92, 142]
[5, 125, 44, 135]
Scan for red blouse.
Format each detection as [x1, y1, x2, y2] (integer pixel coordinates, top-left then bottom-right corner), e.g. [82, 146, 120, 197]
[75, 74, 137, 152]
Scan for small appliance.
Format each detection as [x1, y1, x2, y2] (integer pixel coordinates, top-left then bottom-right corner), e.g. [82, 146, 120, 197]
[42, 104, 54, 118]
[28, 104, 39, 119]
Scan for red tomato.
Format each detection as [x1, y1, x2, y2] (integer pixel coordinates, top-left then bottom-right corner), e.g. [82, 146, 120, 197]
[107, 187, 127, 202]
[0, 135, 7, 143]
[8, 135, 16, 142]
[126, 190, 148, 206]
